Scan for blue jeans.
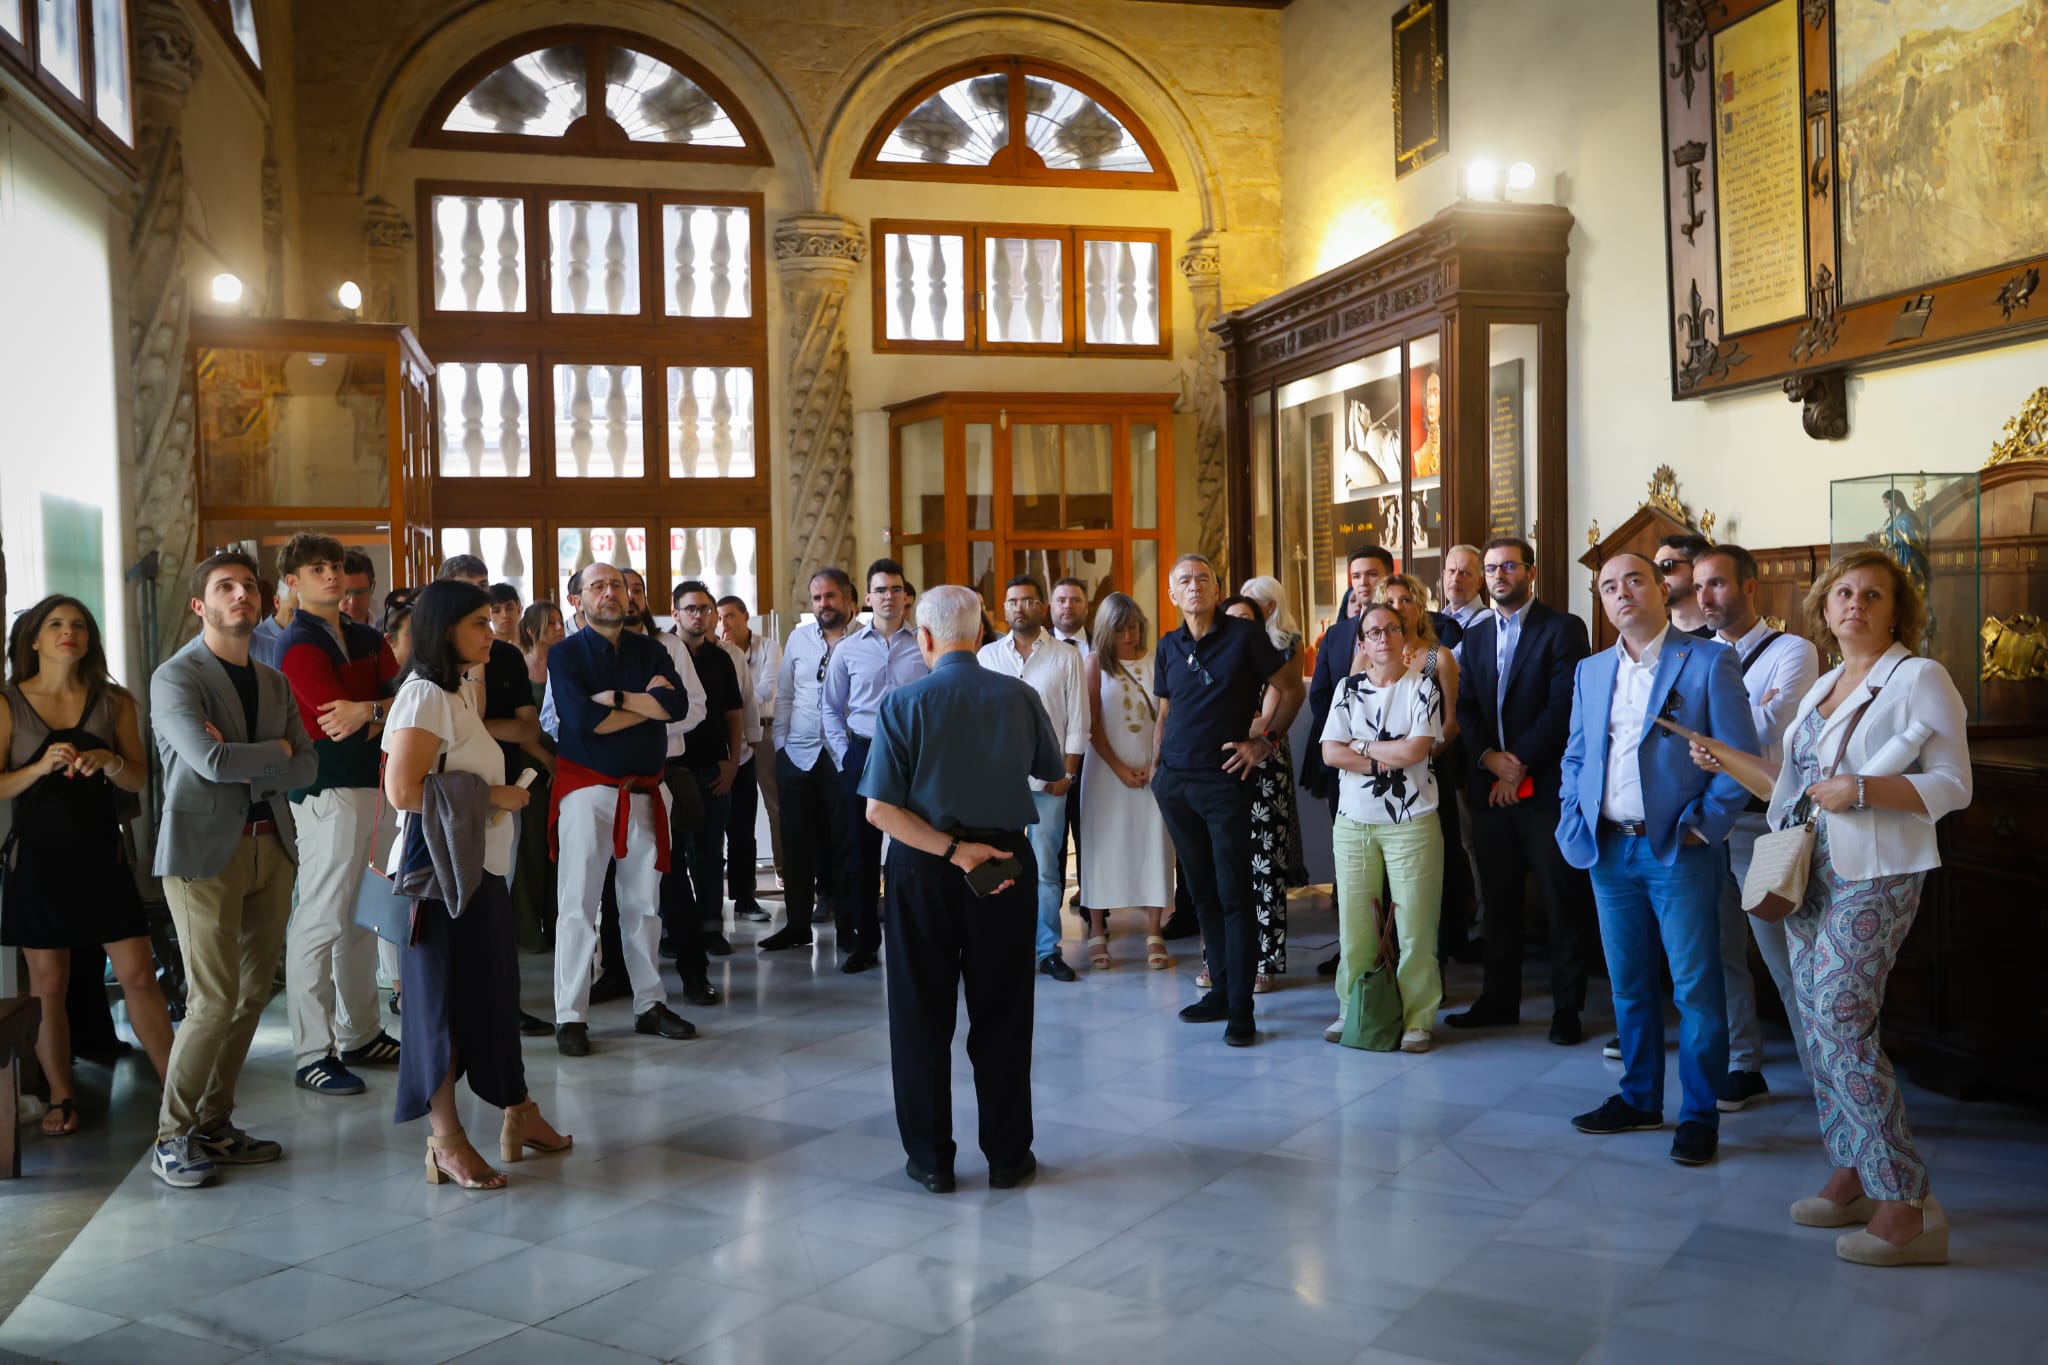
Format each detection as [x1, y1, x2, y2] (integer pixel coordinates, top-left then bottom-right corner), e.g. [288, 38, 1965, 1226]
[1588, 829, 1728, 1129]
[1028, 790, 1068, 959]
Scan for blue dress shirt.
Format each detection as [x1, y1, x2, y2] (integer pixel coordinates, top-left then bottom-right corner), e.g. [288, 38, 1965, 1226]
[821, 622, 929, 766]
[775, 622, 839, 774]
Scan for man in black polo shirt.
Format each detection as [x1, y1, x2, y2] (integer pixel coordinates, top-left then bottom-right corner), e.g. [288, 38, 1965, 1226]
[668, 580, 746, 981]
[1151, 553, 1305, 1045]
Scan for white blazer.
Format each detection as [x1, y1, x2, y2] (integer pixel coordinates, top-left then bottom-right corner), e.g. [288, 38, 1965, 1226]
[1765, 643, 1972, 880]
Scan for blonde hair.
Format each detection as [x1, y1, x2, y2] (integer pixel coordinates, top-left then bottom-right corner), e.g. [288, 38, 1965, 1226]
[1238, 575, 1298, 651]
[1372, 573, 1439, 647]
[1803, 547, 1926, 656]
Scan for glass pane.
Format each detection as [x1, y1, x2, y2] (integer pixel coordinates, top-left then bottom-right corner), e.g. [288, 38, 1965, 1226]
[897, 542, 947, 597]
[205, 522, 386, 601]
[662, 204, 752, 318]
[1407, 333, 1444, 578]
[226, 0, 259, 66]
[1011, 547, 1115, 614]
[195, 349, 390, 507]
[1081, 238, 1159, 346]
[883, 232, 966, 342]
[444, 44, 584, 135]
[605, 47, 745, 145]
[667, 527, 758, 617]
[1063, 423, 1113, 531]
[1131, 423, 1158, 529]
[90, 0, 130, 142]
[1487, 323, 1539, 549]
[437, 362, 530, 478]
[969, 540, 996, 609]
[877, 72, 1010, 165]
[1, 1, 21, 42]
[897, 418, 944, 536]
[558, 526, 648, 610]
[1132, 539, 1159, 631]
[431, 195, 527, 312]
[438, 527, 536, 605]
[551, 364, 645, 478]
[1250, 391, 1274, 583]
[983, 236, 1063, 344]
[550, 200, 640, 315]
[1021, 75, 1153, 172]
[667, 366, 756, 478]
[965, 422, 993, 530]
[1011, 424, 1060, 533]
[1279, 345, 1404, 633]
[37, 0, 81, 93]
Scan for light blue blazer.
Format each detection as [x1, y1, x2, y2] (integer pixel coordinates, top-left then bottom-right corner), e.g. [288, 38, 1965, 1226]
[1555, 632, 1758, 870]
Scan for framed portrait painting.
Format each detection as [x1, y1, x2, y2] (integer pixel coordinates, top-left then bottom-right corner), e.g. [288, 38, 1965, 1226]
[1393, 0, 1448, 178]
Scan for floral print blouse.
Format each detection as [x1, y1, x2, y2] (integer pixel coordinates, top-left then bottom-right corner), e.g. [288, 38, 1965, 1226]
[1320, 663, 1444, 824]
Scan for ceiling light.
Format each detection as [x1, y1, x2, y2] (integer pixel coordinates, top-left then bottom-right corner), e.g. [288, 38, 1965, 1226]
[1506, 161, 1537, 192]
[211, 272, 244, 304]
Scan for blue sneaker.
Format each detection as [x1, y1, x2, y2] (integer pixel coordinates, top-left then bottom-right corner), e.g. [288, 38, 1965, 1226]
[295, 1056, 367, 1095]
[194, 1121, 284, 1165]
[152, 1136, 217, 1188]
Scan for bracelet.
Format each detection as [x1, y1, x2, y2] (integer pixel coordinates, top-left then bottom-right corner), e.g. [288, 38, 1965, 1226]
[944, 837, 961, 863]
[108, 755, 126, 777]
[1852, 776, 1868, 811]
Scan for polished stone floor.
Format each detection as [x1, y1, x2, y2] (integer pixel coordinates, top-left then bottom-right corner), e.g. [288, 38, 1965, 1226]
[4, 893, 2046, 1365]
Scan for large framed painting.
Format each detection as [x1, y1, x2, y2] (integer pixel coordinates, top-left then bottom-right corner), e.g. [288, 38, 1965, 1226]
[1393, 0, 1449, 178]
[1659, 0, 2048, 433]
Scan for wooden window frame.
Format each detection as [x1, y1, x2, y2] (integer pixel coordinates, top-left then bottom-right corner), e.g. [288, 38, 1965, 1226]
[872, 220, 1171, 359]
[855, 57, 1174, 191]
[191, 0, 261, 86]
[412, 25, 770, 167]
[0, 0, 138, 169]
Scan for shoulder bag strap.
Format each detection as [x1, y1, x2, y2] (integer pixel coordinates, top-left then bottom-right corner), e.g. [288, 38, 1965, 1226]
[1739, 631, 1783, 675]
[1787, 673, 1885, 828]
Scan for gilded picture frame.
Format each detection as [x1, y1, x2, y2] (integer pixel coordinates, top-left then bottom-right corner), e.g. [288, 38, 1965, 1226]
[1393, 0, 1449, 179]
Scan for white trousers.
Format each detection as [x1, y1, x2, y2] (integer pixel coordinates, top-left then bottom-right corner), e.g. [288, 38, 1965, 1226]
[554, 783, 670, 1023]
[287, 786, 385, 1067]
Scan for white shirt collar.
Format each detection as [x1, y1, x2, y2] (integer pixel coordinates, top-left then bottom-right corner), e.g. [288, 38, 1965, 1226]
[1617, 623, 1671, 668]
[1723, 617, 1774, 653]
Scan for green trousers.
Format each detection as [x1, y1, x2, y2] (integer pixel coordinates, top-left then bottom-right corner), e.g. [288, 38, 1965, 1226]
[1332, 812, 1444, 1032]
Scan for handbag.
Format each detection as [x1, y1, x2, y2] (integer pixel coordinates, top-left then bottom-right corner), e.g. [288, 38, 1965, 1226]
[1340, 899, 1405, 1051]
[351, 756, 438, 946]
[1741, 682, 1880, 923]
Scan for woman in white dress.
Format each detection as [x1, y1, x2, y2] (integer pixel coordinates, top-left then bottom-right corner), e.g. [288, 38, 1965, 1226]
[1079, 593, 1176, 970]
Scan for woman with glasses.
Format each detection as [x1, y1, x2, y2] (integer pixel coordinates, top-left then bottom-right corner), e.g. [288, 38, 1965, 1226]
[1078, 593, 1175, 969]
[1321, 602, 1446, 1051]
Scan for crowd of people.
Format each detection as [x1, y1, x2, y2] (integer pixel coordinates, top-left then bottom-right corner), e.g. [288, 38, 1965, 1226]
[0, 528, 1971, 1266]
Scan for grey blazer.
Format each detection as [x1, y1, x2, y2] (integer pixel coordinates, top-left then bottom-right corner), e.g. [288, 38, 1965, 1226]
[151, 636, 319, 880]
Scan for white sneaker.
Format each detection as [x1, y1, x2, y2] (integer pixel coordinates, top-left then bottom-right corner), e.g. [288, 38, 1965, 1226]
[1400, 1029, 1433, 1053]
[1324, 1018, 1345, 1043]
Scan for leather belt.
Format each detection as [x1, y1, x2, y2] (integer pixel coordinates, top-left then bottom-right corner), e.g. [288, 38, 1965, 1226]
[243, 819, 278, 838]
[850, 732, 873, 745]
[1599, 818, 1648, 838]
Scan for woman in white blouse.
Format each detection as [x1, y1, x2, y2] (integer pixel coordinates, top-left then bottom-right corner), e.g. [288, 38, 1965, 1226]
[384, 580, 570, 1190]
[1752, 549, 1970, 1266]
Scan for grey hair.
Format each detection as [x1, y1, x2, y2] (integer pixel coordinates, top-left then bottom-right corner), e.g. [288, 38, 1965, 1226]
[1238, 575, 1297, 652]
[1447, 543, 1482, 562]
[916, 585, 983, 645]
[1171, 552, 1215, 576]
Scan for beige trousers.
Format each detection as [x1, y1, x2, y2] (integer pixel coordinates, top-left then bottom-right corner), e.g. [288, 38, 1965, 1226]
[158, 832, 295, 1141]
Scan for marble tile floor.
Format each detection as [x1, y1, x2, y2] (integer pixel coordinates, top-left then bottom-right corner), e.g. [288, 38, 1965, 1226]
[4, 898, 2047, 1365]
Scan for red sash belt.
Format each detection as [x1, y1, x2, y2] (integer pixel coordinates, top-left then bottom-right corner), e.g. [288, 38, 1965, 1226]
[549, 756, 670, 874]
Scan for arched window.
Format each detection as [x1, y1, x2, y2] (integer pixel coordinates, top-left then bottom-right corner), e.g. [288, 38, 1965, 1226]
[413, 26, 770, 164]
[855, 58, 1174, 190]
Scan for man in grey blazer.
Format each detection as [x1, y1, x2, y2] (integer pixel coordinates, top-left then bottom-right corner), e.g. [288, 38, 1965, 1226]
[148, 550, 318, 1189]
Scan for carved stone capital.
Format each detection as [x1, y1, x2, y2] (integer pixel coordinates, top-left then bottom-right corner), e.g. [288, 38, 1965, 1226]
[773, 214, 867, 279]
[363, 197, 415, 258]
[1177, 232, 1222, 287]
[134, 0, 201, 100]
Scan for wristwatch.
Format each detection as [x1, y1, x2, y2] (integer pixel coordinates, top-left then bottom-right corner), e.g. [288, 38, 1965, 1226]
[370, 702, 385, 725]
[611, 689, 625, 710]
[944, 837, 961, 863]
[1852, 776, 1868, 811]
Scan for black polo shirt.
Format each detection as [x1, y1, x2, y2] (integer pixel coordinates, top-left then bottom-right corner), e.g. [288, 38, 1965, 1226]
[1153, 612, 1289, 772]
[482, 639, 533, 775]
[680, 635, 743, 769]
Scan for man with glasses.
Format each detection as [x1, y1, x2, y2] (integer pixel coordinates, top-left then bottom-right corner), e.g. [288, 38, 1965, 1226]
[763, 568, 857, 951]
[340, 551, 379, 631]
[1655, 534, 1716, 639]
[821, 558, 930, 973]
[717, 595, 783, 924]
[1449, 536, 1597, 1045]
[1152, 553, 1304, 1045]
[979, 574, 1090, 982]
[665, 580, 747, 999]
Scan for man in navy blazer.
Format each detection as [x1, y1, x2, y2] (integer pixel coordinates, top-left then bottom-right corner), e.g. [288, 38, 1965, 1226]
[1559, 552, 1758, 1166]
[1449, 537, 1596, 1043]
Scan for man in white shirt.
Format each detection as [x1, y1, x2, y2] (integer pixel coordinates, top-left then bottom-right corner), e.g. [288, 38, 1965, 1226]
[1047, 577, 1092, 929]
[718, 595, 782, 922]
[978, 574, 1090, 982]
[1697, 545, 1821, 1104]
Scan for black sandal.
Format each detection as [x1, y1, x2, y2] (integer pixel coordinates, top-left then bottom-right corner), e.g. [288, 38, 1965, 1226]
[43, 1098, 79, 1137]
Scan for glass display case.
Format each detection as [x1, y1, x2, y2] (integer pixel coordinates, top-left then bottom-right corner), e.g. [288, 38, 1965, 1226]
[1830, 471, 1983, 722]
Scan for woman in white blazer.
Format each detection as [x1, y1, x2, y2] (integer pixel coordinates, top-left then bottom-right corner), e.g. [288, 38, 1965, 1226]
[1761, 548, 1970, 1267]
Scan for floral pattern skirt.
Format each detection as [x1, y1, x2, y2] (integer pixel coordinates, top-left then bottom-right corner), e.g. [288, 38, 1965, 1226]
[1248, 739, 1305, 974]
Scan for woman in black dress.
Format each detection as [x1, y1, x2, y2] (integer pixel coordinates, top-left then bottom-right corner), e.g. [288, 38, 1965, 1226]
[0, 597, 172, 1135]
[382, 581, 569, 1189]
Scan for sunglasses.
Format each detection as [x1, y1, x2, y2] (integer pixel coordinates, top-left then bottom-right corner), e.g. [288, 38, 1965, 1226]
[816, 640, 834, 684]
[1184, 650, 1216, 687]
[1654, 558, 1688, 574]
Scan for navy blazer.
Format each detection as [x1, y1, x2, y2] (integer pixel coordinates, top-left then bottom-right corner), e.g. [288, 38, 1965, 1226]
[1556, 632, 1759, 868]
[1455, 600, 1591, 791]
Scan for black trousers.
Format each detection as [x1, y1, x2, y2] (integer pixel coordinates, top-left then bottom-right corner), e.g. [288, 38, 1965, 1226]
[775, 747, 842, 929]
[837, 735, 883, 956]
[725, 756, 761, 904]
[1435, 773, 1477, 955]
[1153, 767, 1258, 1025]
[1469, 791, 1596, 1012]
[1063, 776, 1087, 919]
[660, 763, 721, 980]
[883, 834, 1036, 1175]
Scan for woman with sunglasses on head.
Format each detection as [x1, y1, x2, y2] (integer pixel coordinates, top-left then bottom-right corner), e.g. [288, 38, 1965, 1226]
[0, 597, 174, 1135]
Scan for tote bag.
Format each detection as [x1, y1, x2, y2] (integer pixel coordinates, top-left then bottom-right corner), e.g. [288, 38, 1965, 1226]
[1742, 685, 1880, 923]
[1341, 900, 1405, 1051]
[351, 757, 437, 946]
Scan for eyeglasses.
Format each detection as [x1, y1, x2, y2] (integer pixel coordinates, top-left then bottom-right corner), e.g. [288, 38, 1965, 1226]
[1483, 562, 1528, 576]
[871, 585, 910, 596]
[1654, 558, 1688, 574]
[1361, 625, 1405, 641]
[1006, 598, 1042, 609]
[1184, 650, 1216, 687]
[675, 603, 714, 615]
[816, 641, 834, 683]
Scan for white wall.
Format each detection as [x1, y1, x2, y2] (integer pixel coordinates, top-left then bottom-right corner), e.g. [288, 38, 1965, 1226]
[1282, 0, 2048, 609]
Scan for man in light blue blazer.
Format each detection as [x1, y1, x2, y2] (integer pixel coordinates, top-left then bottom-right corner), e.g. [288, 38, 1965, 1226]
[1558, 553, 1758, 1166]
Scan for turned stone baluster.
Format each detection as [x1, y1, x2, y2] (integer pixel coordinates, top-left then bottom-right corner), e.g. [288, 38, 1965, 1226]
[603, 203, 628, 314]
[604, 365, 629, 476]
[460, 363, 485, 476]
[894, 233, 916, 338]
[1116, 240, 1139, 344]
[672, 206, 697, 316]
[498, 363, 524, 477]
[567, 366, 593, 476]
[611, 528, 631, 571]
[1085, 240, 1108, 343]
[714, 527, 738, 578]
[496, 200, 520, 310]
[565, 202, 591, 312]
[710, 207, 734, 317]
[674, 366, 700, 477]
[928, 234, 949, 338]
[680, 528, 703, 577]
[735, 371, 755, 476]
[1023, 240, 1046, 343]
[500, 527, 525, 580]
[459, 197, 485, 309]
[989, 238, 1014, 342]
[733, 211, 752, 315]
[711, 367, 733, 476]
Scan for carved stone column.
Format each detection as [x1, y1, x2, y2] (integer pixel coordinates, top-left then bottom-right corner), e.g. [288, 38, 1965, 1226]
[363, 196, 415, 324]
[1177, 232, 1228, 574]
[774, 213, 865, 622]
[259, 134, 283, 316]
[129, 0, 203, 661]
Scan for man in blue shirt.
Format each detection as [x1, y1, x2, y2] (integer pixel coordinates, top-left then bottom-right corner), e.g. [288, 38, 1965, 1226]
[1151, 553, 1305, 1045]
[820, 557, 930, 973]
[762, 568, 857, 951]
[547, 562, 699, 1055]
[860, 586, 1066, 1193]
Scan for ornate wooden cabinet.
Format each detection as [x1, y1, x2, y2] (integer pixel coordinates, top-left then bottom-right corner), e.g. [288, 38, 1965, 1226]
[1216, 202, 1573, 637]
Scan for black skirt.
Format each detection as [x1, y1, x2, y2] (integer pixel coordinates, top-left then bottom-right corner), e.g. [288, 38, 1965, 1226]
[0, 735, 147, 950]
[393, 872, 526, 1123]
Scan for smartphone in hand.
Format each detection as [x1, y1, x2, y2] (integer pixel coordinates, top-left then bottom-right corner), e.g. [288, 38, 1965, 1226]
[964, 855, 1024, 897]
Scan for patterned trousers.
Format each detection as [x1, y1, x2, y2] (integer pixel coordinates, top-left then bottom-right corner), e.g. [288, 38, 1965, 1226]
[1784, 842, 1930, 1201]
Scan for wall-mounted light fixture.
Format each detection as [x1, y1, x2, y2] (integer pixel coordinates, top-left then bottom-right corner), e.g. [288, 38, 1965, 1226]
[211, 272, 245, 305]
[1463, 160, 1538, 202]
[335, 280, 363, 318]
